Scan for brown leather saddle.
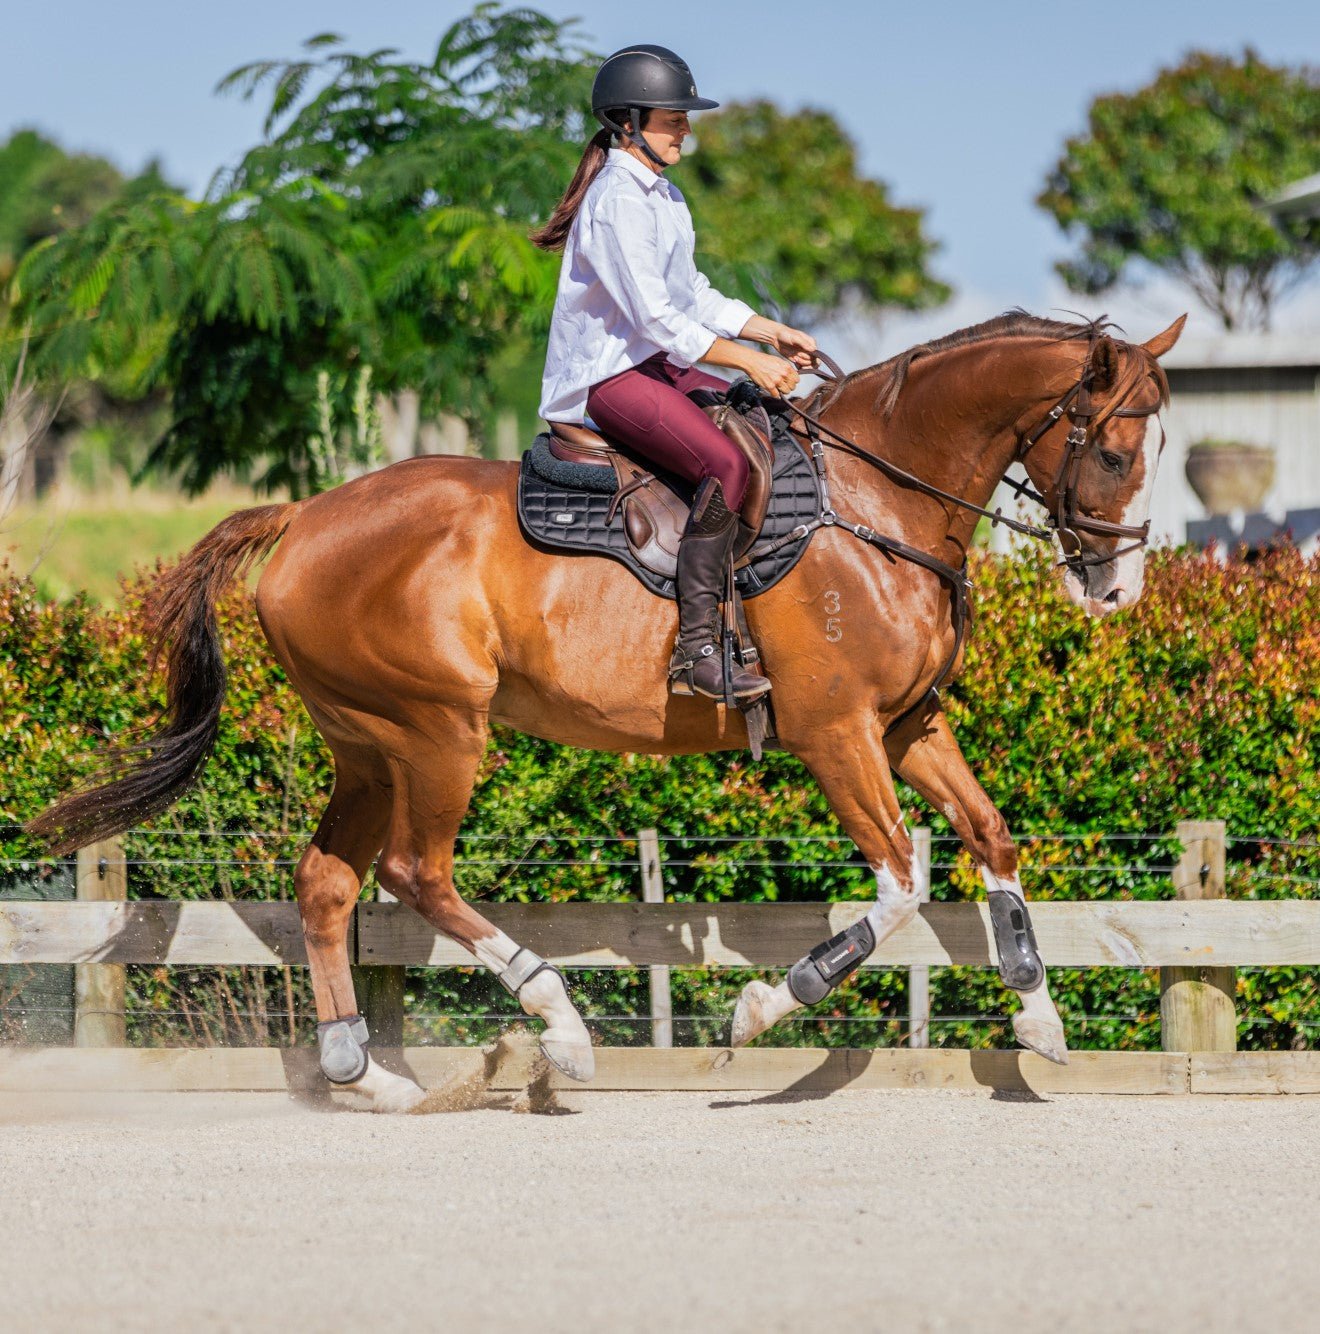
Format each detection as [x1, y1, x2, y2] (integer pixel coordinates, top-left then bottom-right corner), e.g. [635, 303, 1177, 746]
[545, 389, 775, 581]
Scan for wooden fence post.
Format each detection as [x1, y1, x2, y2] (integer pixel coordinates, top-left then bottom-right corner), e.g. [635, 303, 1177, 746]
[909, 827, 932, 1048]
[638, 829, 672, 1048]
[353, 881, 405, 1046]
[1161, 819, 1235, 1053]
[75, 838, 127, 1047]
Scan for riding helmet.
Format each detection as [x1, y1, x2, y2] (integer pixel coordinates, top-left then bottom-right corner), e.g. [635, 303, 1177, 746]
[591, 45, 719, 122]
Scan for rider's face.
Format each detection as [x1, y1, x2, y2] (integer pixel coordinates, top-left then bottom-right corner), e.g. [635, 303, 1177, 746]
[630, 108, 691, 170]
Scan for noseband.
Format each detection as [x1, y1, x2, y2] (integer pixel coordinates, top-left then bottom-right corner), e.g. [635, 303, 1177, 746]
[1012, 348, 1164, 571]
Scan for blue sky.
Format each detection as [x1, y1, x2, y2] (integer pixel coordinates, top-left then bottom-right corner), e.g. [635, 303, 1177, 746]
[6, 1, 1320, 355]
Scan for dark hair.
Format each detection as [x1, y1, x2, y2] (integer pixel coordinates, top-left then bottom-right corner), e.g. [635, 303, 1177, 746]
[530, 110, 647, 252]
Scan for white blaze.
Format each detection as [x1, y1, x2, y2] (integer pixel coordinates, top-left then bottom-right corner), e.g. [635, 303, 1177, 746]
[1107, 412, 1163, 609]
[1063, 412, 1163, 616]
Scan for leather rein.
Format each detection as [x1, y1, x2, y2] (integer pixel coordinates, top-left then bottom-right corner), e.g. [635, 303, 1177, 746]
[752, 340, 1163, 708]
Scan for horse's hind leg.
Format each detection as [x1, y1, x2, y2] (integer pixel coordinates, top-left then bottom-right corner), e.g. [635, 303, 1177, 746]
[294, 763, 428, 1111]
[885, 702, 1068, 1065]
[374, 712, 595, 1083]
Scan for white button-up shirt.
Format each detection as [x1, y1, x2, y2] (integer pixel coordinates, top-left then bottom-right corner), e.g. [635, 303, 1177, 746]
[539, 149, 755, 422]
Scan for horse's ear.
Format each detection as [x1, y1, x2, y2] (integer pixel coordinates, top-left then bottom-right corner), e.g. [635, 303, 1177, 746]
[1143, 314, 1188, 360]
[1091, 334, 1120, 394]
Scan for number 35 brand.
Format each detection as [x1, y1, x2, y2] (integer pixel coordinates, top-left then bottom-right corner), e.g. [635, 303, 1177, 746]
[824, 589, 843, 642]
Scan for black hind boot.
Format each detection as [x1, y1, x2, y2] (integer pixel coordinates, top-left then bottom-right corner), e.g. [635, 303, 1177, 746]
[668, 478, 771, 702]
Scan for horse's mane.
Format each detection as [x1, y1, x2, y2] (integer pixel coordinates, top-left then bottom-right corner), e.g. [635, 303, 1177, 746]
[839, 310, 1155, 419]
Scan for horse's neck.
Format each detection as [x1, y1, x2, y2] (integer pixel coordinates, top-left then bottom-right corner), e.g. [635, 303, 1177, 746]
[816, 343, 1053, 556]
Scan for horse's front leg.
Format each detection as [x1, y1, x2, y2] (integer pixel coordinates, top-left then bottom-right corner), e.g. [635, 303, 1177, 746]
[731, 715, 926, 1046]
[885, 702, 1068, 1065]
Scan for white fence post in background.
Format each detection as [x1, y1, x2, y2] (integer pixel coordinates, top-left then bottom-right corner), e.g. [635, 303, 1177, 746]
[75, 838, 127, 1047]
[638, 829, 673, 1048]
[909, 827, 932, 1048]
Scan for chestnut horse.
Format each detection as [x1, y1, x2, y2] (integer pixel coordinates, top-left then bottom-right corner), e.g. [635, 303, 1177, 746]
[32, 311, 1184, 1111]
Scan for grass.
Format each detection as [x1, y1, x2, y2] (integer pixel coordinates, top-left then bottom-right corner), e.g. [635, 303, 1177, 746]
[1, 490, 256, 603]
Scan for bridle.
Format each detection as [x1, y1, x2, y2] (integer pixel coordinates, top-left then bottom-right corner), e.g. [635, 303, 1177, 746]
[784, 338, 1164, 576]
[749, 337, 1164, 715]
[1010, 346, 1164, 570]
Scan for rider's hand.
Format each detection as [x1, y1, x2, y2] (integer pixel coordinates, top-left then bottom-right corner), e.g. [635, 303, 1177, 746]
[770, 323, 818, 370]
[743, 348, 800, 397]
[740, 315, 818, 370]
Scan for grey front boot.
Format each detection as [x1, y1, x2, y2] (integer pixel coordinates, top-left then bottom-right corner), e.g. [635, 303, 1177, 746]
[668, 478, 771, 702]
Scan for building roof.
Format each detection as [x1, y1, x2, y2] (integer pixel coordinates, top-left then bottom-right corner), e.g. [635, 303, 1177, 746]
[1264, 171, 1320, 220]
[1161, 334, 1320, 371]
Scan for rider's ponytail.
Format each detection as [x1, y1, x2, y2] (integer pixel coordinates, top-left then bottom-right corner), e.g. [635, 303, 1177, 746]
[530, 116, 640, 252]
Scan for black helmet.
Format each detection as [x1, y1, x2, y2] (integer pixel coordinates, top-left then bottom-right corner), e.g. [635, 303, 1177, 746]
[591, 45, 719, 121]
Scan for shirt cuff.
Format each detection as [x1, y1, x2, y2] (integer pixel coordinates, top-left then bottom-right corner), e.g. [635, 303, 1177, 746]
[705, 297, 756, 340]
[667, 320, 720, 367]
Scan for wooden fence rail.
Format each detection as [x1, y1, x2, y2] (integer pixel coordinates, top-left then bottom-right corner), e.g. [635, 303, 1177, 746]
[7, 897, 1320, 969]
[5, 819, 1320, 1095]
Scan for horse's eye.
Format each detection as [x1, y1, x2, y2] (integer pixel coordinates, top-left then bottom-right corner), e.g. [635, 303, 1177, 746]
[1098, 450, 1124, 473]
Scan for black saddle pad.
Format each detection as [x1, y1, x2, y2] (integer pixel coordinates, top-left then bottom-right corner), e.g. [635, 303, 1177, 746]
[516, 417, 820, 600]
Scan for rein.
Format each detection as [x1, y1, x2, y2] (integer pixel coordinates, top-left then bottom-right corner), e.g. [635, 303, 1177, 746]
[748, 340, 1162, 712]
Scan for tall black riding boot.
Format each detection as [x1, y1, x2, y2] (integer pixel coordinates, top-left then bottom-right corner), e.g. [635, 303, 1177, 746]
[668, 478, 772, 702]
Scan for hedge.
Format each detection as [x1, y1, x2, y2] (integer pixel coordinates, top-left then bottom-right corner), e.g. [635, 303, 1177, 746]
[2, 542, 1318, 1050]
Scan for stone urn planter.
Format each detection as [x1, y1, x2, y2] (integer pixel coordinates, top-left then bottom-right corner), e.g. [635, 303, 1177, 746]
[1184, 440, 1276, 515]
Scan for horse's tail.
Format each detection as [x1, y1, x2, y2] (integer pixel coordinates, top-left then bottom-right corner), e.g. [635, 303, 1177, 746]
[26, 503, 296, 856]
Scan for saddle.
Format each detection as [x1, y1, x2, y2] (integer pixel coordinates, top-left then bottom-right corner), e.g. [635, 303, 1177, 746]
[517, 391, 820, 601]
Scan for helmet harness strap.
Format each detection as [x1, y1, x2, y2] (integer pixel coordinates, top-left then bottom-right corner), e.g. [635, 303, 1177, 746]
[599, 105, 669, 171]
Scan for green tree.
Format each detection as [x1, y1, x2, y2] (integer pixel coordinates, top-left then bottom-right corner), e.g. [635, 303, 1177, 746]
[0, 131, 118, 275]
[1038, 50, 1320, 331]
[9, 4, 595, 496]
[676, 101, 949, 322]
[0, 131, 175, 279]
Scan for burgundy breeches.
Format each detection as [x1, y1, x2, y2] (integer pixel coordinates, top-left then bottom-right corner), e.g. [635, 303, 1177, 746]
[586, 355, 749, 511]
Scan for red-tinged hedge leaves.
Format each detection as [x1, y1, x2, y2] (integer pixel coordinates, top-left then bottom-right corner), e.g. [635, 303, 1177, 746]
[2, 544, 1318, 1050]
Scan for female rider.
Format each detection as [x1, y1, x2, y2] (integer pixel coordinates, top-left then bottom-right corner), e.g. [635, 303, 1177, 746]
[532, 44, 817, 703]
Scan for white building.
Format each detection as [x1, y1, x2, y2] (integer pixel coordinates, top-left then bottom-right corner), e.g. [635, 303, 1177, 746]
[1152, 335, 1320, 546]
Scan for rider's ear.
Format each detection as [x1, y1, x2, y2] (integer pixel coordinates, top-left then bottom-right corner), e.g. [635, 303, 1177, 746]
[1091, 335, 1120, 394]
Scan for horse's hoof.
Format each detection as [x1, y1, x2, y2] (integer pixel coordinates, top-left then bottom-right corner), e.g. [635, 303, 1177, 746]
[1012, 1014, 1070, 1066]
[540, 1038, 595, 1083]
[731, 979, 793, 1048]
[343, 1057, 428, 1112]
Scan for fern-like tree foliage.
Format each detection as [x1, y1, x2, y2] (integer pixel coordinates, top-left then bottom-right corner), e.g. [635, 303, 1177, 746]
[1038, 50, 1320, 332]
[9, 4, 594, 495]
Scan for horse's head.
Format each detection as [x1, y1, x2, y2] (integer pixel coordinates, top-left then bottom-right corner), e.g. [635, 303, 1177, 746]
[1020, 316, 1186, 617]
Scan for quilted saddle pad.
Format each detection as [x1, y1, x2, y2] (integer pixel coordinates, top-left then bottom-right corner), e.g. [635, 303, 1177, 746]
[516, 421, 820, 601]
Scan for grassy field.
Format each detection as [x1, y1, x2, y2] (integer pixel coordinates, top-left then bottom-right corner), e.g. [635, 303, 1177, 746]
[1, 491, 254, 603]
